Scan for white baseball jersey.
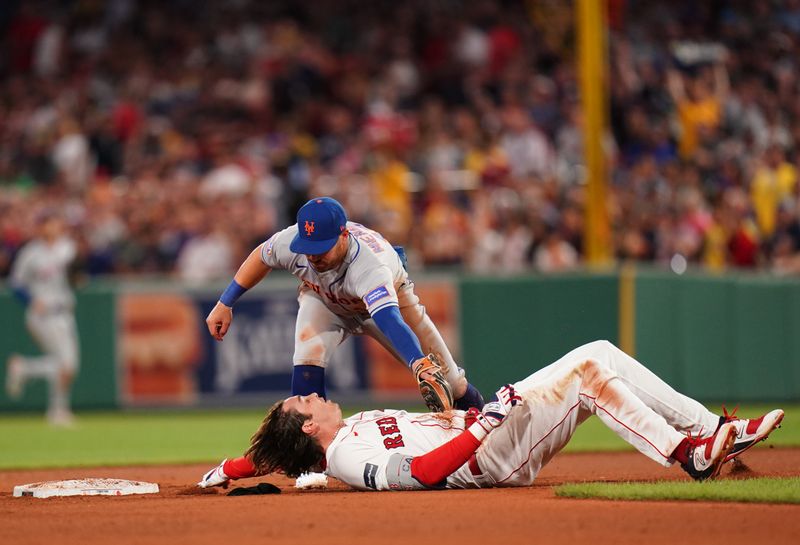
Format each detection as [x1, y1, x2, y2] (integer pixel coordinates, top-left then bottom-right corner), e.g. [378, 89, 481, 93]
[324, 341, 723, 490]
[325, 409, 480, 491]
[11, 237, 77, 312]
[261, 222, 406, 318]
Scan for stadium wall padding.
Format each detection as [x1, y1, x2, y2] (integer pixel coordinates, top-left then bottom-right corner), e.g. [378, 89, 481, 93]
[634, 271, 800, 402]
[459, 273, 620, 395]
[2, 270, 799, 412]
[461, 270, 800, 402]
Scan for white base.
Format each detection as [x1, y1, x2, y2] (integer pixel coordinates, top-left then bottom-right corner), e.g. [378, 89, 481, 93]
[13, 478, 159, 498]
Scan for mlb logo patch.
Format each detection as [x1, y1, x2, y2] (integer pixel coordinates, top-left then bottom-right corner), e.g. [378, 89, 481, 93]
[365, 285, 390, 305]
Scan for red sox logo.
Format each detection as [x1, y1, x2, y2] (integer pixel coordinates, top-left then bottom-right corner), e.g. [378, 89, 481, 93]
[304, 221, 315, 237]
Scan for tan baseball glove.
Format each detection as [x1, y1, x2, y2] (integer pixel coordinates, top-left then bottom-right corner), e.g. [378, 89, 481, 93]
[412, 353, 454, 412]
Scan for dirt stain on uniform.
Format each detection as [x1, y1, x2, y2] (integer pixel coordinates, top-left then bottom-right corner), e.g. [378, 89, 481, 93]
[299, 326, 316, 342]
[522, 359, 621, 408]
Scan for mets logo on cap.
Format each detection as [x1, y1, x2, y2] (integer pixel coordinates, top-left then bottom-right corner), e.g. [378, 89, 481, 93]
[289, 197, 348, 255]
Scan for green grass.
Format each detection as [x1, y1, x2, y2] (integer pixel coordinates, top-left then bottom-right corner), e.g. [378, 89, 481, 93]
[0, 409, 265, 469]
[556, 477, 800, 504]
[0, 404, 796, 470]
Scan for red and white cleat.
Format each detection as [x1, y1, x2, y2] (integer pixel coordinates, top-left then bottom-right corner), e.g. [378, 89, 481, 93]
[720, 408, 784, 463]
[680, 422, 737, 481]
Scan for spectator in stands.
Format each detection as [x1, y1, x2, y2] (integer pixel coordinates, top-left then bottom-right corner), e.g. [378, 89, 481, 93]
[0, 0, 799, 277]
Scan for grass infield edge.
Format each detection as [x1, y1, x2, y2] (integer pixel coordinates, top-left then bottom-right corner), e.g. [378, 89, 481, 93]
[554, 477, 800, 504]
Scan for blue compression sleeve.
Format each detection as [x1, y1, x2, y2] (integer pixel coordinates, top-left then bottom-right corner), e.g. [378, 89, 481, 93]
[372, 305, 424, 365]
[10, 285, 31, 306]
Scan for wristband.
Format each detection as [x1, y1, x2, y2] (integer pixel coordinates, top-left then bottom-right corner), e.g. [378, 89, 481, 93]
[11, 286, 32, 306]
[467, 419, 491, 442]
[219, 280, 248, 307]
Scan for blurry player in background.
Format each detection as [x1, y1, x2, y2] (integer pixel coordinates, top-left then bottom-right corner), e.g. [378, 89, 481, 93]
[5, 211, 80, 426]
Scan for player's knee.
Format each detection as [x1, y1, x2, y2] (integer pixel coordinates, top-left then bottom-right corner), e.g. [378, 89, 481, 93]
[585, 339, 619, 357]
[399, 304, 426, 328]
[578, 358, 614, 396]
[61, 358, 78, 374]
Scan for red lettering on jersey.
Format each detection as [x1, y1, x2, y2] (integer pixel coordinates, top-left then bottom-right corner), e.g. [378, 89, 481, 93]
[378, 423, 400, 436]
[323, 290, 362, 307]
[383, 436, 405, 449]
[351, 227, 385, 254]
[303, 280, 321, 295]
[376, 416, 405, 449]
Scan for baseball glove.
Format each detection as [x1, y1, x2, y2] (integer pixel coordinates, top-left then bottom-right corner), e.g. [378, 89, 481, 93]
[412, 353, 454, 412]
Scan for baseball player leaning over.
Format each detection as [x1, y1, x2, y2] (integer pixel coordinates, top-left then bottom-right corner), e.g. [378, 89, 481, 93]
[199, 340, 783, 490]
[203, 196, 484, 482]
[5, 212, 80, 427]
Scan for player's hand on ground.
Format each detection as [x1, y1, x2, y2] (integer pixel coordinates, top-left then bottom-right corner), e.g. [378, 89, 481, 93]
[206, 302, 233, 341]
[474, 384, 522, 434]
[197, 459, 230, 488]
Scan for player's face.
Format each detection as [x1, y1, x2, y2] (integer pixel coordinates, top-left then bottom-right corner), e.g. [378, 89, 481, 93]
[283, 393, 342, 429]
[40, 217, 63, 241]
[305, 233, 348, 272]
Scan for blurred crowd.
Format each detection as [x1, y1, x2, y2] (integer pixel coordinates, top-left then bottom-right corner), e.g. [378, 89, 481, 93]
[2, 0, 800, 281]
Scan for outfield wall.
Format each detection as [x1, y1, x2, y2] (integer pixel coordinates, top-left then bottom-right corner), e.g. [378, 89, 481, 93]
[461, 269, 800, 403]
[1, 269, 798, 411]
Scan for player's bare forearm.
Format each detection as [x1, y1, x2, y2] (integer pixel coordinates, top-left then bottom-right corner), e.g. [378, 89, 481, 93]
[233, 244, 272, 288]
[206, 245, 272, 341]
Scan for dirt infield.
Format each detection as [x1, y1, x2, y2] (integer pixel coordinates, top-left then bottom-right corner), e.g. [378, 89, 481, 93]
[2, 447, 798, 545]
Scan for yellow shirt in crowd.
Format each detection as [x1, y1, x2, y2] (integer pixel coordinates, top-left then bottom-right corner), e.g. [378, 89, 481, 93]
[751, 162, 797, 237]
[678, 98, 721, 158]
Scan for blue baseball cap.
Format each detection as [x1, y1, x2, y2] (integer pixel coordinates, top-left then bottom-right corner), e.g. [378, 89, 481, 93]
[290, 197, 348, 255]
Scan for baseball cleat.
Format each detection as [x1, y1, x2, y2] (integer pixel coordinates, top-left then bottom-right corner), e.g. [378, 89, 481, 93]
[47, 408, 76, 428]
[680, 422, 737, 481]
[5, 354, 24, 399]
[720, 408, 784, 463]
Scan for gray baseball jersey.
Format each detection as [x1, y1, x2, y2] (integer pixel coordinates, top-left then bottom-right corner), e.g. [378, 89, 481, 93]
[11, 237, 77, 312]
[261, 222, 407, 318]
[10, 236, 79, 372]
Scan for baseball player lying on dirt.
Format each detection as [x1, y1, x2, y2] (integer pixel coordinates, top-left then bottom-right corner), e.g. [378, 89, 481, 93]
[198, 340, 784, 490]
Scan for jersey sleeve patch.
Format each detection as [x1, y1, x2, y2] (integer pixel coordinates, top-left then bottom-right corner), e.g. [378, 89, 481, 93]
[363, 463, 379, 490]
[364, 285, 391, 306]
[260, 234, 276, 265]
